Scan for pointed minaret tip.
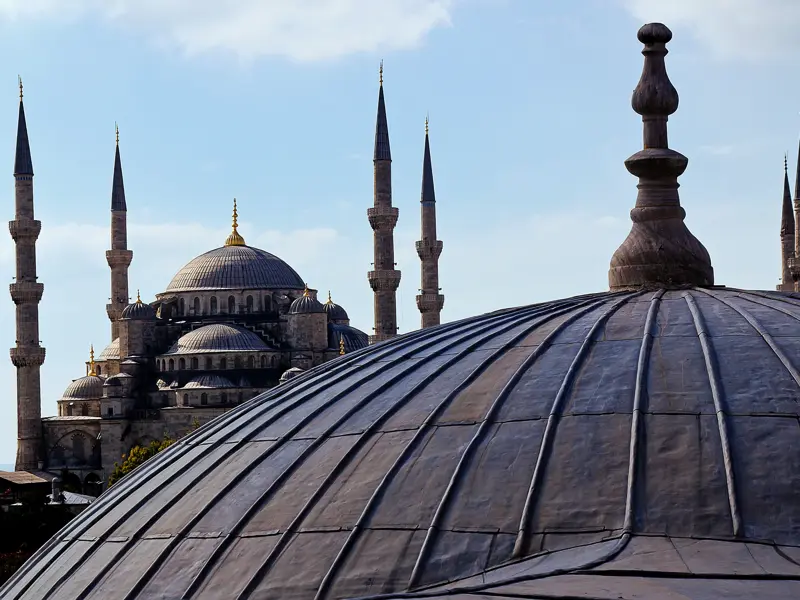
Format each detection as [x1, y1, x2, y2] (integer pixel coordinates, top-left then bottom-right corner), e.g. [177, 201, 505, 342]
[14, 77, 33, 177]
[111, 123, 126, 211]
[421, 117, 435, 203]
[782, 154, 795, 236]
[115, 121, 119, 146]
[374, 62, 391, 161]
[379, 60, 383, 86]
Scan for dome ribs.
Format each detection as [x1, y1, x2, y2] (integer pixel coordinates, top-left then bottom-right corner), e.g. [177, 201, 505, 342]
[169, 304, 557, 599]
[406, 296, 628, 590]
[623, 290, 665, 534]
[512, 293, 643, 559]
[683, 291, 742, 537]
[315, 296, 614, 599]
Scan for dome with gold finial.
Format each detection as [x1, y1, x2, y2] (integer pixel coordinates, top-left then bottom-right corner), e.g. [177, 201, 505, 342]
[121, 289, 156, 320]
[60, 346, 104, 400]
[289, 283, 325, 314]
[323, 290, 349, 322]
[163, 199, 305, 293]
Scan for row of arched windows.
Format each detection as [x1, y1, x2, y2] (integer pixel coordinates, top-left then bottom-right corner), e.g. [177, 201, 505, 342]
[159, 354, 279, 372]
[177, 294, 272, 317]
[59, 403, 91, 417]
[181, 391, 251, 406]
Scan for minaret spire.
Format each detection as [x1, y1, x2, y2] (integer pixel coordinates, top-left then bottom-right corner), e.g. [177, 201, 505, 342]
[416, 117, 444, 328]
[608, 23, 714, 290]
[367, 63, 401, 342]
[10, 81, 46, 471]
[779, 155, 795, 291]
[106, 123, 133, 341]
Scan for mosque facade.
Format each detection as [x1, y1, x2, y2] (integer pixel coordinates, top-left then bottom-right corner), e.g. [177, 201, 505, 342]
[8, 71, 445, 492]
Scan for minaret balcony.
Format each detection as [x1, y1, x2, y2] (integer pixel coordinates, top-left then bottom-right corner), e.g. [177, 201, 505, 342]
[789, 257, 800, 278]
[106, 249, 133, 268]
[10, 346, 46, 367]
[9, 281, 44, 304]
[367, 206, 399, 231]
[416, 293, 445, 313]
[368, 269, 401, 292]
[8, 219, 41, 242]
[415, 240, 443, 260]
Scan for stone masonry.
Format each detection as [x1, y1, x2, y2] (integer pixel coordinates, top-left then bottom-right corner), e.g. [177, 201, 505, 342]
[106, 125, 133, 341]
[416, 119, 444, 328]
[368, 64, 401, 343]
[10, 83, 46, 471]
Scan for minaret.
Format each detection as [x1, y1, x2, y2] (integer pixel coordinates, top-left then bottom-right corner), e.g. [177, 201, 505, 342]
[367, 62, 401, 343]
[416, 117, 444, 328]
[779, 155, 794, 291]
[10, 79, 46, 471]
[106, 123, 133, 341]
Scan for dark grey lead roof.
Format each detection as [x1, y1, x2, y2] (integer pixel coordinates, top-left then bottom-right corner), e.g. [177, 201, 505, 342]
[165, 323, 270, 355]
[111, 141, 126, 212]
[14, 99, 32, 176]
[421, 129, 435, 203]
[4, 287, 800, 599]
[164, 245, 305, 293]
[374, 83, 391, 161]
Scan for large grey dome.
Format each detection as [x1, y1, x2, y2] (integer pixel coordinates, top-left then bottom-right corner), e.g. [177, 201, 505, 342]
[7, 288, 800, 599]
[60, 374, 104, 400]
[164, 245, 305, 293]
[165, 324, 270, 354]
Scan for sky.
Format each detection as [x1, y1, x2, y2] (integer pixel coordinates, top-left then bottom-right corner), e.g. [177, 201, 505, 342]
[0, 0, 798, 464]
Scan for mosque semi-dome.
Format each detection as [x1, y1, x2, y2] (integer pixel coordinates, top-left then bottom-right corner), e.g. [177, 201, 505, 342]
[165, 323, 270, 355]
[97, 338, 120, 361]
[4, 23, 800, 600]
[60, 374, 104, 400]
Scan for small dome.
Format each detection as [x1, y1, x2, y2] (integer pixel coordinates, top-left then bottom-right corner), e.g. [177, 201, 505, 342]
[182, 374, 235, 389]
[61, 375, 104, 399]
[121, 295, 156, 320]
[165, 324, 269, 354]
[97, 338, 120, 360]
[323, 291, 349, 321]
[279, 367, 304, 384]
[329, 323, 368, 353]
[289, 286, 325, 315]
[103, 377, 122, 388]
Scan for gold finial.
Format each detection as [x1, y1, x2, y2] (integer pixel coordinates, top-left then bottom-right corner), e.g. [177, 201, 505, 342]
[136, 289, 142, 304]
[327, 290, 333, 304]
[303, 283, 310, 297]
[339, 334, 345, 356]
[425, 113, 429, 135]
[379, 60, 383, 86]
[115, 122, 119, 145]
[224, 197, 246, 246]
[88, 344, 96, 377]
[18, 76, 22, 100]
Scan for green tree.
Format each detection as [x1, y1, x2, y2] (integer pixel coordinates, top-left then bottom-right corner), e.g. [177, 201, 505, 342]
[107, 436, 175, 488]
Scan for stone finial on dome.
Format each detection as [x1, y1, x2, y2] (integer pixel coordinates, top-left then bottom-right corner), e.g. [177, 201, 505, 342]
[608, 23, 714, 290]
[224, 198, 246, 247]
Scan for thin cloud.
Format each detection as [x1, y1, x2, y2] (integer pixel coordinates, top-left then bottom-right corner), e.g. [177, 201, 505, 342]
[0, 0, 455, 61]
[621, 0, 800, 62]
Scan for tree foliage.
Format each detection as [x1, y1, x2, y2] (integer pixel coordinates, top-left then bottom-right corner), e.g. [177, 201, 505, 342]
[107, 436, 175, 487]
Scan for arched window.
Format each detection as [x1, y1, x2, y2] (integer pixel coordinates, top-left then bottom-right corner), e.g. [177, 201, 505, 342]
[271, 355, 278, 367]
[72, 434, 86, 462]
[221, 392, 228, 404]
[67, 405, 73, 417]
[246, 295, 253, 313]
[191, 357, 199, 369]
[179, 297, 186, 315]
[205, 357, 213, 370]
[168, 359, 174, 371]
[201, 393, 208, 405]
[179, 358, 186, 370]
[264, 295, 272, 312]
[81, 404, 88, 416]
[234, 356, 242, 369]
[210, 296, 218, 315]
[193, 297, 200, 315]
[247, 356, 255, 369]
[228, 295, 236, 314]
[260, 355, 267, 368]
[182, 394, 189, 406]
[220, 357, 227, 370]
[107, 407, 113, 417]
[96, 365, 102, 375]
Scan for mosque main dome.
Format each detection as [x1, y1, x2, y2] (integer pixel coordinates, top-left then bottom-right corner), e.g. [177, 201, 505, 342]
[3, 23, 799, 600]
[164, 245, 305, 293]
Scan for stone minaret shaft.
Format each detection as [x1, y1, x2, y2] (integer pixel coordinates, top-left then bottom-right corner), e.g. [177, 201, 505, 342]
[416, 121, 444, 328]
[10, 83, 46, 471]
[106, 125, 133, 341]
[779, 155, 794, 291]
[367, 66, 401, 342]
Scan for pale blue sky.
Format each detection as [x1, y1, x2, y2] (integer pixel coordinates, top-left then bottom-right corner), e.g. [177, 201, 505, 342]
[0, 0, 797, 463]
